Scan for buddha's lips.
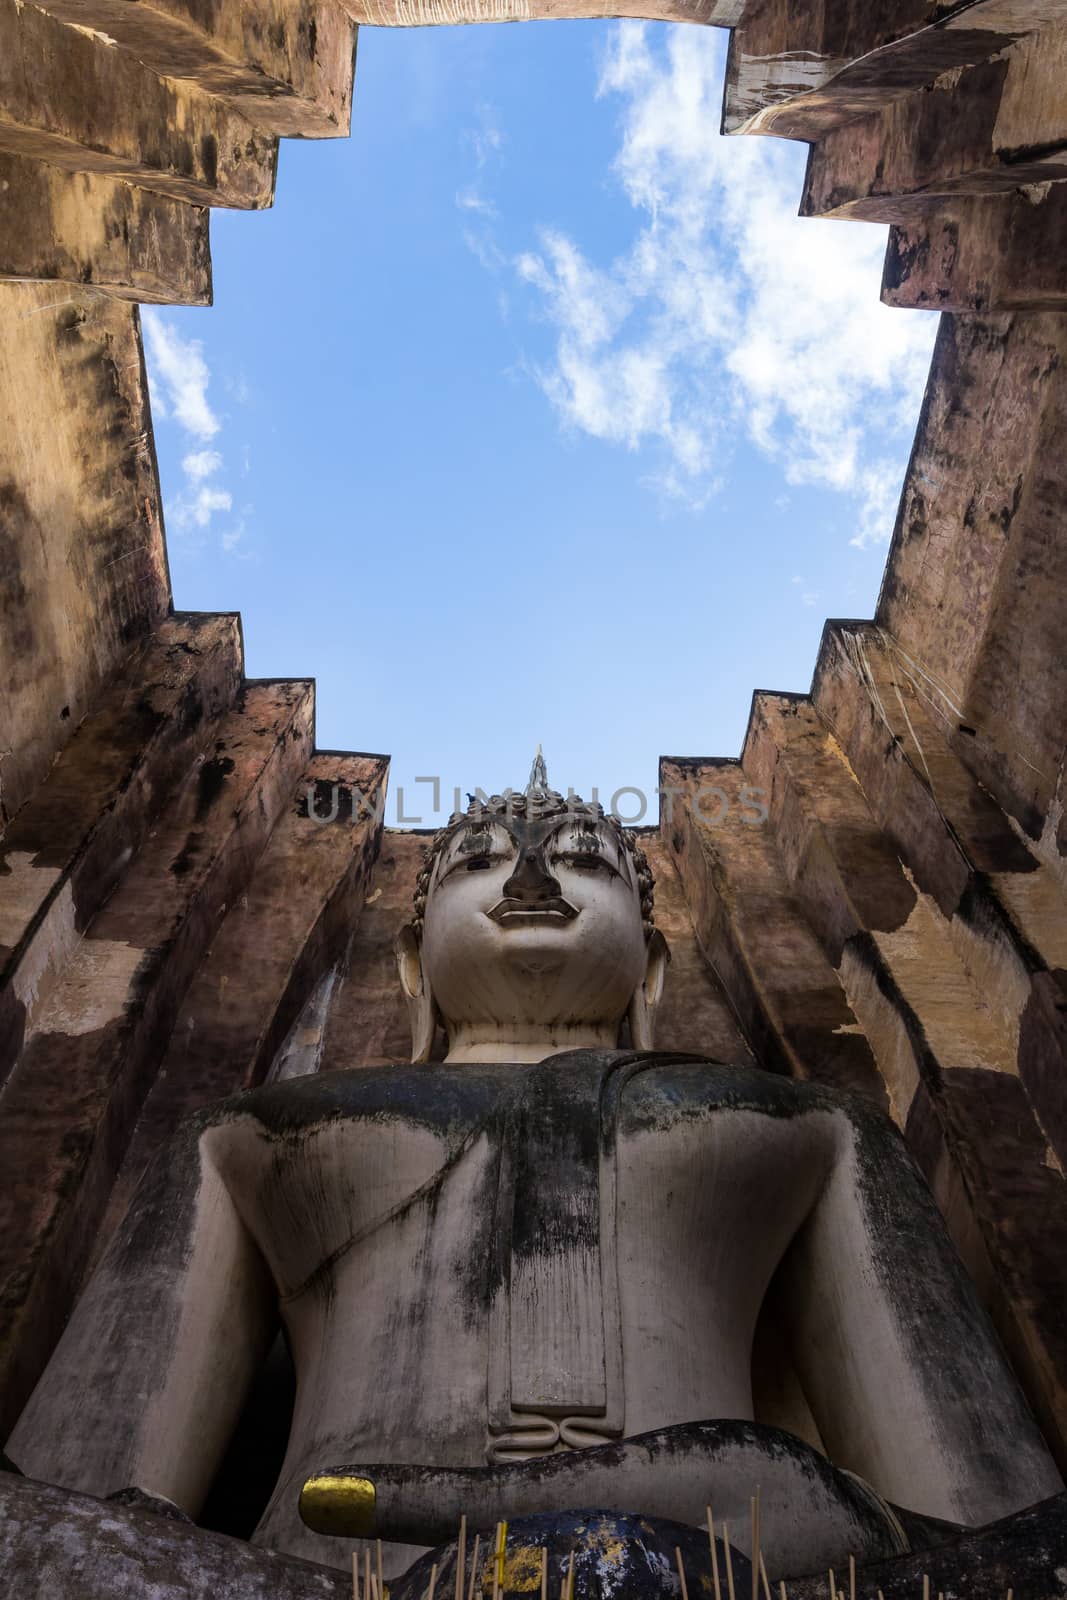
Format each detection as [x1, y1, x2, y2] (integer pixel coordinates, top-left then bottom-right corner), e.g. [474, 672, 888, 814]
[487, 897, 579, 926]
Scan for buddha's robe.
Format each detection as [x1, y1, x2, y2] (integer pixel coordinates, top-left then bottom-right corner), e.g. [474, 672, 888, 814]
[9, 1052, 1060, 1573]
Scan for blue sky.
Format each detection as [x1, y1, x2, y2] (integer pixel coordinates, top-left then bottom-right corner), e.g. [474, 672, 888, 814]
[143, 20, 937, 828]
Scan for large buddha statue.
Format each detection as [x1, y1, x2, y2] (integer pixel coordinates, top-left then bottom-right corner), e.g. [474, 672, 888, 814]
[5, 765, 1061, 1586]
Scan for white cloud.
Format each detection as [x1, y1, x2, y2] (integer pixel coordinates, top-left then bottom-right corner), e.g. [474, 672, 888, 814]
[182, 448, 223, 481]
[142, 310, 220, 440]
[174, 485, 233, 531]
[510, 24, 937, 540]
[142, 310, 247, 552]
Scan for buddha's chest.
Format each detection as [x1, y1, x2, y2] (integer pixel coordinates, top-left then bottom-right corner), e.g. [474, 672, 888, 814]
[251, 1083, 823, 1457]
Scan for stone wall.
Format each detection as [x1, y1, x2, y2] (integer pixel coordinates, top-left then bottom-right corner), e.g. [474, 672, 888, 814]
[2, 0, 1067, 1507]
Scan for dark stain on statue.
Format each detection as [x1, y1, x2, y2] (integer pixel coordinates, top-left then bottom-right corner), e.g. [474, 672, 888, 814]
[508, 1056, 603, 1263]
[195, 755, 235, 820]
[998, 473, 1025, 534]
[172, 679, 206, 738]
[0, 485, 40, 661]
[170, 831, 203, 878]
[200, 134, 218, 190]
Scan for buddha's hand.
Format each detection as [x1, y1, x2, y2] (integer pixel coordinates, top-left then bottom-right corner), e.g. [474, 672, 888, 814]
[299, 1419, 908, 1577]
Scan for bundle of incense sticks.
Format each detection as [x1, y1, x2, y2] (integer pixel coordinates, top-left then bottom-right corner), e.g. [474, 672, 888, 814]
[352, 1504, 1019, 1600]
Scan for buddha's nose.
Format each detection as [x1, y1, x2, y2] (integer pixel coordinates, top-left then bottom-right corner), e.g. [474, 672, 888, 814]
[502, 846, 562, 902]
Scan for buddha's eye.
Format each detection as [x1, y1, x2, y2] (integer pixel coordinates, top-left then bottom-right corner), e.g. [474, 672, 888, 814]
[439, 849, 506, 884]
[559, 851, 608, 871]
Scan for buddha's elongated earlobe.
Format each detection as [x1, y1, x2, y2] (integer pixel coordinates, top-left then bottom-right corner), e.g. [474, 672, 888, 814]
[395, 924, 437, 1064]
[627, 930, 670, 1051]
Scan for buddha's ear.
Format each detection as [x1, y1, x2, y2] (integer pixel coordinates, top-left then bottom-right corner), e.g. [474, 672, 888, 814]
[395, 925, 436, 1064]
[627, 929, 670, 1052]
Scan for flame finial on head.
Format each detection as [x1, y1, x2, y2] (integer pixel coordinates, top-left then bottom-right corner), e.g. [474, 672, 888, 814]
[526, 743, 549, 799]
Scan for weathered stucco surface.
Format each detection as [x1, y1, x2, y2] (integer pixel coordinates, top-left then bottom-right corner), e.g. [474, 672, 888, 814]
[0, 286, 170, 825]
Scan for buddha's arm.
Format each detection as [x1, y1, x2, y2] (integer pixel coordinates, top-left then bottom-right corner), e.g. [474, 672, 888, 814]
[779, 1104, 1061, 1528]
[6, 1117, 275, 1518]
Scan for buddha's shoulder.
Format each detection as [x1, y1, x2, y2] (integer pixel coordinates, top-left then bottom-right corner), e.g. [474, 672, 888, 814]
[190, 1062, 504, 1145]
[180, 1051, 888, 1149]
[614, 1053, 887, 1133]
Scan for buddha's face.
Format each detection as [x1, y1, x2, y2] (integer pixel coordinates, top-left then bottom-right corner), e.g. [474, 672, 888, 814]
[412, 811, 654, 1059]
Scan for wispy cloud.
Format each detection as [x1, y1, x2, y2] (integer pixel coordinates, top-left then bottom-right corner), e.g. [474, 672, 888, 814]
[457, 106, 507, 274]
[467, 113, 502, 170]
[456, 187, 498, 217]
[507, 25, 937, 542]
[143, 309, 249, 554]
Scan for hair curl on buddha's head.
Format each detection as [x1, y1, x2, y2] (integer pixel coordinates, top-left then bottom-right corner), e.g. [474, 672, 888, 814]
[411, 788, 655, 939]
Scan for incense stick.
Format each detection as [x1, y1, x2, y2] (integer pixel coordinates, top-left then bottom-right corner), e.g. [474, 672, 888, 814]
[759, 1551, 772, 1600]
[707, 1508, 723, 1600]
[751, 1491, 760, 1600]
[829, 1568, 836, 1600]
[427, 1564, 438, 1600]
[849, 1555, 856, 1600]
[723, 1523, 736, 1600]
[366, 1547, 372, 1600]
[676, 1547, 690, 1600]
[541, 1546, 548, 1600]
[378, 1539, 385, 1600]
[467, 1535, 482, 1600]
[456, 1516, 467, 1600]
[491, 1521, 509, 1600]
[353, 1552, 361, 1600]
